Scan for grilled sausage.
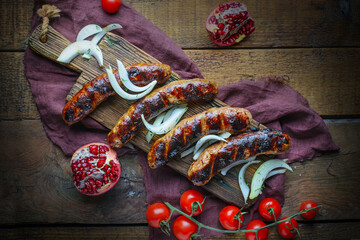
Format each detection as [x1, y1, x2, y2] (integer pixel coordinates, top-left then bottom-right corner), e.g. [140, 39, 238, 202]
[62, 63, 171, 125]
[107, 79, 218, 148]
[188, 128, 291, 186]
[148, 107, 252, 169]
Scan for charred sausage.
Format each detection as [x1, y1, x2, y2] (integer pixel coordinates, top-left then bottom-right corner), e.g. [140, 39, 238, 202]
[188, 129, 291, 186]
[148, 107, 252, 169]
[62, 63, 171, 125]
[107, 79, 218, 148]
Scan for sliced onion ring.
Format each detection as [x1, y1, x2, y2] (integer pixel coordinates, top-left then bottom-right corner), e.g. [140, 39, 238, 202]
[91, 23, 122, 45]
[106, 66, 156, 100]
[194, 134, 228, 154]
[117, 59, 156, 92]
[141, 105, 188, 135]
[249, 159, 293, 200]
[57, 40, 103, 66]
[180, 146, 195, 158]
[238, 160, 260, 204]
[76, 24, 102, 42]
[192, 132, 231, 160]
[145, 112, 166, 143]
[221, 156, 256, 176]
[266, 168, 287, 179]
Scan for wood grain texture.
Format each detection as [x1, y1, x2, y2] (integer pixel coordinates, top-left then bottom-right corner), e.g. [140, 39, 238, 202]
[127, 0, 360, 48]
[0, 52, 39, 119]
[1, 222, 360, 239]
[185, 48, 360, 116]
[0, 120, 359, 224]
[0, 0, 34, 51]
[0, 120, 146, 224]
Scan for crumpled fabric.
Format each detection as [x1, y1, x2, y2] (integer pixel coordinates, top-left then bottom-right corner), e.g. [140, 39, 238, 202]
[24, 1, 339, 239]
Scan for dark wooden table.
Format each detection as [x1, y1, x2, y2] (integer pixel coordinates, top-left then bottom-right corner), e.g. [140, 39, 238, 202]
[1, 0, 360, 239]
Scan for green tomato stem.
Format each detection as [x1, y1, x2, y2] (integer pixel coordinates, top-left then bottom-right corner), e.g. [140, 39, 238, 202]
[164, 202, 322, 234]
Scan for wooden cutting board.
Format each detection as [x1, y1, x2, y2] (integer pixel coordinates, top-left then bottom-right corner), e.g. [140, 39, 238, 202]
[28, 24, 268, 207]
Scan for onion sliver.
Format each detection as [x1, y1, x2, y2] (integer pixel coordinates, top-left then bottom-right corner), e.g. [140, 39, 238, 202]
[57, 40, 104, 66]
[266, 169, 287, 179]
[238, 160, 260, 204]
[106, 66, 156, 100]
[180, 146, 195, 158]
[145, 112, 166, 143]
[141, 106, 188, 135]
[91, 23, 122, 45]
[249, 159, 293, 200]
[192, 132, 231, 160]
[220, 156, 256, 176]
[76, 24, 102, 42]
[193, 134, 228, 154]
[117, 60, 156, 92]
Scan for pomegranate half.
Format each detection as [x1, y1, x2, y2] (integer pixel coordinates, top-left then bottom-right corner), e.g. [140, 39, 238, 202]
[70, 142, 121, 196]
[206, 1, 255, 47]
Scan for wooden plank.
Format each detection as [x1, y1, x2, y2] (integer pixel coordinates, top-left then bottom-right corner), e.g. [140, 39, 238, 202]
[3, 0, 360, 51]
[0, 120, 359, 224]
[0, 52, 39, 119]
[28, 24, 263, 208]
[0, 0, 33, 51]
[127, 0, 360, 48]
[185, 48, 360, 116]
[0, 0, 360, 51]
[1, 222, 360, 239]
[0, 120, 147, 224]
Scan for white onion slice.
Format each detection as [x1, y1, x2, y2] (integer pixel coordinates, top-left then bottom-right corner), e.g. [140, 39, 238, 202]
[249, 159, 293, 200]
[239, 160, 260, 204]
[82, 24, 122, 59]
[194, 135, 228, 154]
[180, 146, 195, 158]
[57, 40, 104, 66]
[141, 106, 188, 135]
[117, 60, 156, 92]
[221, 156, 256, 176]
[266, 169, 287, 179]
[91, 23, 122, 45]
[106, 66, 156, 100]
[76, 24, 102, 42]
[145, 112, 166, 143]
[192, 132, 231, 160]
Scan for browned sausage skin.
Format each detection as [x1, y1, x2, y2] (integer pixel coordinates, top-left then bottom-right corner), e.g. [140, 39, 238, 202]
[188, 129, 291, 186]
[107, 79, 218, 148]
[62, 63, 171, 125]
[148, 107, 252, 169]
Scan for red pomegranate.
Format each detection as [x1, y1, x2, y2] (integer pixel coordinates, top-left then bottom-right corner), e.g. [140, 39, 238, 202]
[70, 143, 121, 196]
[206, 1, 255, 47]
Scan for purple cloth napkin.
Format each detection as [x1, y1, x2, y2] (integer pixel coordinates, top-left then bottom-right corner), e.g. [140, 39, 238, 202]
[24, 1, 339, 239]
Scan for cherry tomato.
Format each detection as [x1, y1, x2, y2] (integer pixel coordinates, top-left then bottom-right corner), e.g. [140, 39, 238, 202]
[219, 206, 244, 230]
[245, 220, 268, 240]
[299, 200, 319, 219]
[172, 216, 198, 240]
[258, 198, 281, 221]
[180, 190, 205, 216]
[101, 0, 121, 14]
[278, 217, 299, 239]
[146, 203, 170, 228]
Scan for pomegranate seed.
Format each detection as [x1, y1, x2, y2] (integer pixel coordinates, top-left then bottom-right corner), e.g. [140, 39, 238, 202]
[246, 24, 250, 31]
[218, 23, 225, 30]
[106, 168, 111, 174]
[97, 159, 106, 168]
[104, 165, 109, 170]
[218, 29, 225, 36]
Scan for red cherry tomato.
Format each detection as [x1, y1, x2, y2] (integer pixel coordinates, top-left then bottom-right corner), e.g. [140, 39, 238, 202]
[172, 216, 198, 240]
[180, 190, 205, 216]
[245, 220, 268, 240]
[219, 206, 244, 230]
[258, 198, 282, 221]
[146, 203, 170, 228]
[101, 0, 121, 14]
[278, 217, 299, 239]
[299, 200, 319, 219]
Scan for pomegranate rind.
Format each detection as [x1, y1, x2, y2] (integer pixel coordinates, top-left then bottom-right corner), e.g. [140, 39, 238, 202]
[71, 142, 121, 196]
[205, 1, 255, 47]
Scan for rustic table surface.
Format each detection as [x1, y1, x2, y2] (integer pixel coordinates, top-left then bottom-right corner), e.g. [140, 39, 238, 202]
[1, 0, 360, 239]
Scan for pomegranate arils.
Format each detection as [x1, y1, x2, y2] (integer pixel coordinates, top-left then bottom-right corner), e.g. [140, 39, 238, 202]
[70, 143, 121, 196]
[206, 1, 255, 47]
